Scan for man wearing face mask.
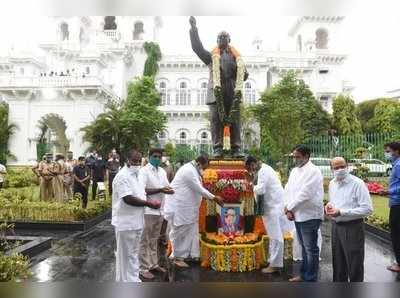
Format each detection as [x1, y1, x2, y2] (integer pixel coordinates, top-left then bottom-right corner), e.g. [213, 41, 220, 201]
[112, 149, 161, 282]
[245, 156, 285, 274]
[163, 154, 224, 268]
[380, 142, 400, 273]
[326, 157, 372, 282]
[283, 145, 324, 282]
[138, 148, 173, 280]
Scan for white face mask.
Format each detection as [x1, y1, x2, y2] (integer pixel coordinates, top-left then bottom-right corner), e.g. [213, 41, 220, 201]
[334, 168, 348, 180]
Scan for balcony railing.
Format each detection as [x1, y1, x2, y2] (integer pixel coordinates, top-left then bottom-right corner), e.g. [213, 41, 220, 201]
[0, 75, 108, 89]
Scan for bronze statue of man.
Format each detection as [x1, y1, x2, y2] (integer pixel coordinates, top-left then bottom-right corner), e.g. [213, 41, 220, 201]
[189, 16, 248, 158]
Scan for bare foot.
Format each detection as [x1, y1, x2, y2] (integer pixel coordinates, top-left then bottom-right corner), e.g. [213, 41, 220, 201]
[289, 276, 303, 282]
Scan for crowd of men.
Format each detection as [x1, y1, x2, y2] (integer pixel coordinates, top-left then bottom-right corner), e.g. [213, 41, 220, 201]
[111, 142, 400, 283]
[31, 148, 123, 208]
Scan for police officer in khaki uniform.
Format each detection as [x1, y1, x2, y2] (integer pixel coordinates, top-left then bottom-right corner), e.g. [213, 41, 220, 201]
[38, 153, 55, 201]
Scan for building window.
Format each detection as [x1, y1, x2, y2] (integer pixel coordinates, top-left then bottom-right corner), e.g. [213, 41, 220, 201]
[315, 28, 328, 49]
[200, 131, 209, 144]
[297, 35, 302, 52]
[133, 21, 144, 40]
[159, 81, 170, 105]
[60, 22, 69, 41]
[158, 131, 167, 147]
[319, 69, 329, 74]
[85, 66, 90, 74]
[20, 68, 24, 75]
[179, 131, 187, 144]
[244, 82, 256, 105]
[320, 96, 329, 109]
[267, 71, 272, 89]
[104, 16, 117, 30]
[198, 82, 207, 105]
[176, 81, 190, 105]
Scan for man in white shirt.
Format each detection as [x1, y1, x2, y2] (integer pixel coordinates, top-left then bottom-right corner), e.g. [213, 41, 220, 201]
[326, 157, 373, 282]
[0, 163, 6, 189]
[284, 145, 324, 282]
[138, 148, 174, 280]
[164, 154, 224, 268]
[246, 156, 285, 274]
[111, 149, 161, 282]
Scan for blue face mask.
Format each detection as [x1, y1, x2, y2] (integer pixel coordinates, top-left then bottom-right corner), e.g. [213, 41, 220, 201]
[149, 156, 161, 168]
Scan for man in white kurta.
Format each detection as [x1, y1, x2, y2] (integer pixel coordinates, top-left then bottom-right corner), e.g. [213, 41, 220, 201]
[138, 148, 173, 279]
[246, 156, 285, 273]
[112, 150, 160, 282]
[164, 155, 223, 268]
[284, 145, 324, 282]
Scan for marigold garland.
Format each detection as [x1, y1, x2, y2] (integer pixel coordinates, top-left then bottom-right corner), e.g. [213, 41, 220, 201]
[211, 46, 245, 125]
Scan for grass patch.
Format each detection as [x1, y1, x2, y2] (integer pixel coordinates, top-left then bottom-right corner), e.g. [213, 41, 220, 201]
[371, 195, 389, 221]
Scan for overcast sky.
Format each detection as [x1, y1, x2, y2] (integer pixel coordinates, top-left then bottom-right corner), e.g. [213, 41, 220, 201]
[0, 15, 399, 103]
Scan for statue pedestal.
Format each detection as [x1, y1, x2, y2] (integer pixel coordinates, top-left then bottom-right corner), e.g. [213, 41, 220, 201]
[199, 158, 293, 272]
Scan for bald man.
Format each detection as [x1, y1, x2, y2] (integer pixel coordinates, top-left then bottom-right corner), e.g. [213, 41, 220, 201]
[326, 157, 373, 282]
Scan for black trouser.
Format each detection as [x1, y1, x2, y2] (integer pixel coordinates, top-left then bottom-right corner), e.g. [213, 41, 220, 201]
[0, 182, 3, 189]
[108, 173, 117, 197]
[91, 179, 104, 200]
[331, 219, 365, 282]
[74, 186, 88, 209]
[389, 205, 400, 264]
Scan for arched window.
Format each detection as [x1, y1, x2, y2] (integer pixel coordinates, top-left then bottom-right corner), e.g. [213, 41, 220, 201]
[200, 131, 209, 144]
[133, 21, 144, 40]
[158, 131, 167, 146]
[267, 71, 272, 89]
[315, 28, 328, 49]
[179, 131, 187, 144]
[244, 82, 256, 105]
[104, 16, 117, 30]
[297, 35, 302, 52]
[158, 81, 170, 105]
[198, 81, 207, 105]
[176, 81, 190, 105]
[60, 22, 69, 41]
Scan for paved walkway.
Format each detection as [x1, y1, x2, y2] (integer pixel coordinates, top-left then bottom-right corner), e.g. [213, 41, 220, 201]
[26, 220, 400, 282]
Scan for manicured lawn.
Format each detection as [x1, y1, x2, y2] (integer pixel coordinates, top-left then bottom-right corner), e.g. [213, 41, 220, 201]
[371, 195, 389, 220]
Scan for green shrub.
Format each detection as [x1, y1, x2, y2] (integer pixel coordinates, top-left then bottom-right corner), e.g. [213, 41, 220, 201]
[366, 214, 389, 231]
[0, 183, 110, 222]
[0, 222, 31, 281]
[3, 168, 39, 188]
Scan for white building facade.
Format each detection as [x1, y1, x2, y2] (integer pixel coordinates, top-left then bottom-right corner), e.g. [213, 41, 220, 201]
[0, 16, 352, 165]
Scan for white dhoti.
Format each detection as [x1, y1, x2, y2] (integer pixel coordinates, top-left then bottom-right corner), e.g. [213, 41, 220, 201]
[115, 229, 142, 282]
[262, 213, 284, 268]
[169, 223, 197, 259]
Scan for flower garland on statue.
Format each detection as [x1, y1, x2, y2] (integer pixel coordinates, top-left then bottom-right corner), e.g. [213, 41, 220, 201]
[212, 46, 245, 151]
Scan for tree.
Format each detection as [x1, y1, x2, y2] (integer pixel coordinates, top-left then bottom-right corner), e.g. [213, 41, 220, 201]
[332, 94, 362, 135]
[82, 76, 167, 157]
[0, 102, 17, 164]
[356, 98, 384, 133]
[252, 71, 330, 163]
[143, 42, 162, 77]
[372, 99, 400, 133]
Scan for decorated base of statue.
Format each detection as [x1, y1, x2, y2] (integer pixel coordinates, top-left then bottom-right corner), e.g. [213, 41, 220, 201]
[199, 159, 293, 272]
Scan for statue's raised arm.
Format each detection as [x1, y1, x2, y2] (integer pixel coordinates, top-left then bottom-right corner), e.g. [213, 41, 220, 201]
[189, 16, 212, 65]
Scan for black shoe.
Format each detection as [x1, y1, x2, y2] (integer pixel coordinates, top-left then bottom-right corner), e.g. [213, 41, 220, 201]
[213, 148, 223, 158]
[232, 148, 244, 158]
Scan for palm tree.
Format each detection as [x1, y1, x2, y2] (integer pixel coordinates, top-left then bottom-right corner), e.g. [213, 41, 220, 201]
[0, 103, 18, 164]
